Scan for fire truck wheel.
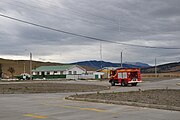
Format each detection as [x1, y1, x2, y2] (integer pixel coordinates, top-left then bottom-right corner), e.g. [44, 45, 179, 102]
[121, 80, 128, 86]
[131, 83, 137, 86]
[111, 80, 115, 86]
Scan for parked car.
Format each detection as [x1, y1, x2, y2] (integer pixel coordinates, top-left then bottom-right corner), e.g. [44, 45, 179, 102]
[16, 73, 32, 80]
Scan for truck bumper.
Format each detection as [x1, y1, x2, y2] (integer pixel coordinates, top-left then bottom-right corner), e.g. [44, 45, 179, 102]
[128, 81, 142, 83]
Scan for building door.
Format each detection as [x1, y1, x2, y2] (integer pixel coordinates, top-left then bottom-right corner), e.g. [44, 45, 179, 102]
[95, 75, 99, 79]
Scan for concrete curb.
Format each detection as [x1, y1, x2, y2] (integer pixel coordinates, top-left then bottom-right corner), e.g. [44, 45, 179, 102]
[65, 97, 180, 111]
[176, 83, 180, 86]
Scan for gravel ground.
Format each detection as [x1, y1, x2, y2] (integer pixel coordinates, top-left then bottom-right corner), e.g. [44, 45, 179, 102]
[0, 83, 109, 94]
[71, 89, 180, 107]
[141, 77, 176, 82]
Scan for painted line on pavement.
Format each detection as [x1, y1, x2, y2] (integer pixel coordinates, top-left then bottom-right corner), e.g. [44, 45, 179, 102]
[42, 103, 106, 113]
[63, 105, 106, 112]
[24, 114, 47, 119]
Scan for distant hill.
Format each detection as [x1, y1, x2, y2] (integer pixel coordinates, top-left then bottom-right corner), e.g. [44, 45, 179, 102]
[141, 62, 180, 73]
[0, 58, 64, 77]
[74, 60, 117, 69]
[1, 58, 179, 78]
[73, 60, 150, 70]
[125, 62, 150, 68]
[75, 60, 180, 73]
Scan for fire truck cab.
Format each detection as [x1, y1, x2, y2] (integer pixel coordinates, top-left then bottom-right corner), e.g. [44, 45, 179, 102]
[109, 68, 142, 86]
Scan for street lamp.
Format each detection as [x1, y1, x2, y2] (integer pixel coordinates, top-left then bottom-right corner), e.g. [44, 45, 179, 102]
[30, 52, 32, 80]
[25, 49, 33, 80]
[120, 51, 123, 68]
[155, 58, 157, 77]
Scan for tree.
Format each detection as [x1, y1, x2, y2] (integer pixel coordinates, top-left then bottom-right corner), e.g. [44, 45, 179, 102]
[0, 64, 2, 78]
[8, 67, 15, 79]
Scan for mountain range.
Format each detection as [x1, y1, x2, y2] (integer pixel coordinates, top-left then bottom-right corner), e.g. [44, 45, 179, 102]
[73, 60, 150, 69]
[74, 60, 180, 73]
[141, 62, 180, 73]
[0, 58, 179, 78]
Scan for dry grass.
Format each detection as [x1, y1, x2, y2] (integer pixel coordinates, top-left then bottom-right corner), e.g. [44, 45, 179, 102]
[0, 58, 64, 78]
[0, 82, 109, 94]
[71, 89, 180, 107]
[141, 73, 180, 78]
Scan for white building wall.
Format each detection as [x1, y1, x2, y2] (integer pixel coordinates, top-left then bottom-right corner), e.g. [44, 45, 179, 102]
[57, 71, 61, 75]
[53, 71, 60, 75]
[33, 66, 86, 76]
[50, 71, 54, 75]
[60, 71, 66, 75]
[86, 71, 95, 75]
[66, 74, 95, 80]
[33, 72, 36, 75]
[66, 75, 79, 80]
[65, 66, 85, 75]
[93, 72, 104, 79]
[44, 71, 46, 75]
[39, 72, 42, 75]
[79, 74, 95, 79]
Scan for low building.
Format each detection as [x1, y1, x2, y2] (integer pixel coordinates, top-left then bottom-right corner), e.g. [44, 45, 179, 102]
[97, 67, 119, 78]
[32, 65, 86, 79]
[93, 72, 104, 79]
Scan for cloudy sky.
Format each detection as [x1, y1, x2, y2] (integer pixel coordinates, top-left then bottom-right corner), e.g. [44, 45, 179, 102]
[0, 0, 180, 65]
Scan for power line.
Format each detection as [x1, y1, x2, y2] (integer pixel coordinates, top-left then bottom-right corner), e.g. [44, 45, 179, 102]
[0, 1, 104, 28]
[29, 0, 180, 35]
[23, 0, 118, 24]
[2, 0, 116, 28]
[0, 13, 180, 50]
[2, 1, 179, 35]
[0, 1, 152, 33]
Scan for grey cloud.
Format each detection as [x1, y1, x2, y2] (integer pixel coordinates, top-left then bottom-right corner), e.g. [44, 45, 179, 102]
[0, 0, 179, 64]
[149, 0, 180, 17]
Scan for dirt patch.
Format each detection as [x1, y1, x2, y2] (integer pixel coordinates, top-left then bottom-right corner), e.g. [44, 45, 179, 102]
[141, 77, 176, 82]
[0, 83, 109, 94]
[71, 89, 180, 107]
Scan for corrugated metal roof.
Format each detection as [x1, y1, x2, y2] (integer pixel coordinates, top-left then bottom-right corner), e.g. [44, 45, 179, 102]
[32, 65, 75, 72]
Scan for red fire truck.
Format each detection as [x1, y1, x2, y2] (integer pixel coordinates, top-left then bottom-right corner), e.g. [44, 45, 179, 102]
[109, 68, 142, 86]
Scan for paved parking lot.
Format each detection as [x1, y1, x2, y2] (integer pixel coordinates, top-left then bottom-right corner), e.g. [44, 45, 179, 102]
[0, 78, 179, 120]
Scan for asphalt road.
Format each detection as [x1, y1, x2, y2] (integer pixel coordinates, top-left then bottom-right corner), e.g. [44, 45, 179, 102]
[0, 78, 179, 120]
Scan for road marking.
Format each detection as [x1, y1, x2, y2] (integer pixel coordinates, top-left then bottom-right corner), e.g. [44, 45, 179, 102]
[42, 103, 106, 113]
[24, 114, 47, 119]
[63, 105, 106, 112]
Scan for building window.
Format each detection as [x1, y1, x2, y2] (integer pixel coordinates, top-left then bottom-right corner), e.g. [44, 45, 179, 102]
[68, 71, 72, 75]
[54, 71, 57, 74]
[60, 71, 63, 75]
[73, 71, 77, 75]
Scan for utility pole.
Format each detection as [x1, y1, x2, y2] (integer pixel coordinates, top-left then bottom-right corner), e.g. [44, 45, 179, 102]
[155, 58, 157, 77]
[120, 51, 123, 68]
[23, 62, 25, 73]
[120, 48, 126, 68]
[100, 41, 103, 69]
[30, 52, 32, 80]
